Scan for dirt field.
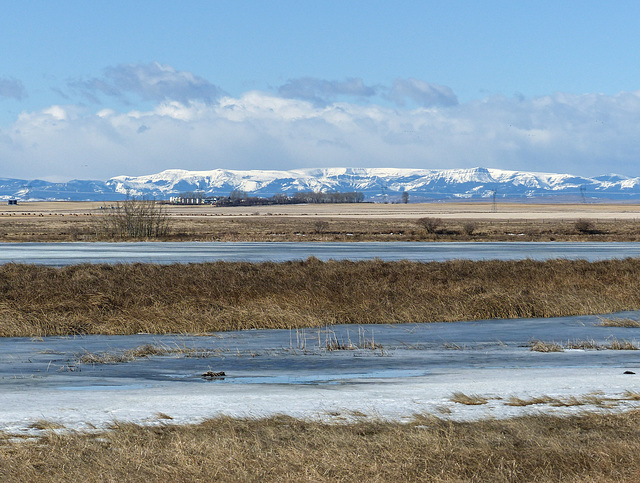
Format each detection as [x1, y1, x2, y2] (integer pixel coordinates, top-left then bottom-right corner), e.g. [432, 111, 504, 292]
[2, 201, 640, 242]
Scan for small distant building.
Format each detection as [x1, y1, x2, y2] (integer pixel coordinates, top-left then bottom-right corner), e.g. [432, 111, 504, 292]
[7, 199, 17, 205]
[169, 196, 205, 205]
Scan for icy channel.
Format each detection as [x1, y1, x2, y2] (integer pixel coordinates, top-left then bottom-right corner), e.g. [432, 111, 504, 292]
[2, 312, 640, 435]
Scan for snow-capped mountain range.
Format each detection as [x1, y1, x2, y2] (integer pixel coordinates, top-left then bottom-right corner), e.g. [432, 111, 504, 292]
[3, 167, 640, 202]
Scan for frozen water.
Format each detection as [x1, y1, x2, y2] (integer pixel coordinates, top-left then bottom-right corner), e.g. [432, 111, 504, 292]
[2, 312, 640, 434]
[3, 241, 640, 265]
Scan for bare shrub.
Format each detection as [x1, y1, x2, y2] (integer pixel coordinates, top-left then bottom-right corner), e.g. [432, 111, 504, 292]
[462, 221, 477, 236]
[574, 218, 595, 234]
[98, 198, 170, 238]
[314, 220, 329, 234]
[416, 217, 442, 234]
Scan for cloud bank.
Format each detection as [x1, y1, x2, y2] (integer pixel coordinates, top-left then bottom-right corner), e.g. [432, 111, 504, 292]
[276, 76, 457, 108]
[70, 62, 224, 105]
[386, 78, 458, 107]
[2, 64, 640, 181]
[278, 77, 377, 105]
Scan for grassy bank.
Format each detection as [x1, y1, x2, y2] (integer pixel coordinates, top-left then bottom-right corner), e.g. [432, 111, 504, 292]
[2, 258, 640, 337]
[3, 412, 640, 482]
[3, 213, 640, 242]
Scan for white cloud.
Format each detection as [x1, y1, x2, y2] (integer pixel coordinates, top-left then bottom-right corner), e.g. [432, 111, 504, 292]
[2, 90, 640, 181]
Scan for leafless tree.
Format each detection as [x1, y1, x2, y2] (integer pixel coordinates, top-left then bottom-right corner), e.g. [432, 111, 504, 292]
[416, 217, 442, 234]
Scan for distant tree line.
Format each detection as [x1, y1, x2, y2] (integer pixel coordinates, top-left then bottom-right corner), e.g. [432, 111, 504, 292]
[290, 191, 365, 204]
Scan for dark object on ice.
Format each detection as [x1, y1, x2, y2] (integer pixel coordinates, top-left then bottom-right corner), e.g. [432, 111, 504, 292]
[623, 370, 635, 375]
[201, 370, 226, 379]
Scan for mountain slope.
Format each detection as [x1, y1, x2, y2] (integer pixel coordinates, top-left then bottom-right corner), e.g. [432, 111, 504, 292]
[2, 167, 640, 201]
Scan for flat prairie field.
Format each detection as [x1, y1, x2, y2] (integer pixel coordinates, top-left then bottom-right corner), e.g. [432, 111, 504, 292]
[4, 200, 640, 218]
[2, 201, 640, 242]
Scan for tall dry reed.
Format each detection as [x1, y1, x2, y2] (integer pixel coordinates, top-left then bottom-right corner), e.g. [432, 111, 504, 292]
[2, 258, 640, 336]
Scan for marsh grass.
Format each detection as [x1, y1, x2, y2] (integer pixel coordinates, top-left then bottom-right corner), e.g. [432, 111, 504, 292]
[5, 412, 640, 482]
[451, 392, 489, 405]
[606, 338, 639, 350]
[564, 339, 601, 350]
[27, 420, 66, 431]
[598, 317, 640, 327]
[529, 340, 564, 352]
[624, 391, 640, 400]
[506, 392, 640, 408]
[505, 396, 555, 406]
[530, 338, 640, 352]
[154, 413, 173, 420]
[325, 327, 383, 351]
[4, 258, 640, 337]
[77, 344, 220, 364]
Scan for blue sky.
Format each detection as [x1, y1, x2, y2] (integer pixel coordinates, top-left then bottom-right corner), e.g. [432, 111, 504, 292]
[2, 1, 640, 181]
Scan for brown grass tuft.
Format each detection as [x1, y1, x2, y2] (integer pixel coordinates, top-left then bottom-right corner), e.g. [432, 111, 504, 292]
[598, 317, 640, 327]
[27, 420, 65, 431]
[451, 392, 489, 405]
[505, 396, 555, 406]
[529, 340, 564, 352]
[606, 338, 639, 350]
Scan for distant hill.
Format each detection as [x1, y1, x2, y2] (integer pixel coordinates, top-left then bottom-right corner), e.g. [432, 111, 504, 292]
[3, 167, 640, 202]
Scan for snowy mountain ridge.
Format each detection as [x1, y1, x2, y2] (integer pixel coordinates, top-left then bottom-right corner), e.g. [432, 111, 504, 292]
[2, 167, 640, 201]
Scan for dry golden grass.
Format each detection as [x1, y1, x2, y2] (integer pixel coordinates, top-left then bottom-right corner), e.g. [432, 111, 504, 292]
[450, 392, 489, 405]
[504, 393, 640, 408]
[4, 412, 640, 482]
[4, 258, 640, 337]
[77, 344, 221, 364]
[598, 317, 640, 328]
[565, 339, 602, 350]
[606, 338, 639, 350]
[26, 420, 66, 431]
[505, 395, 556, 407]
[529, 341, 565, 352]
[530, 338, 639, 352]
